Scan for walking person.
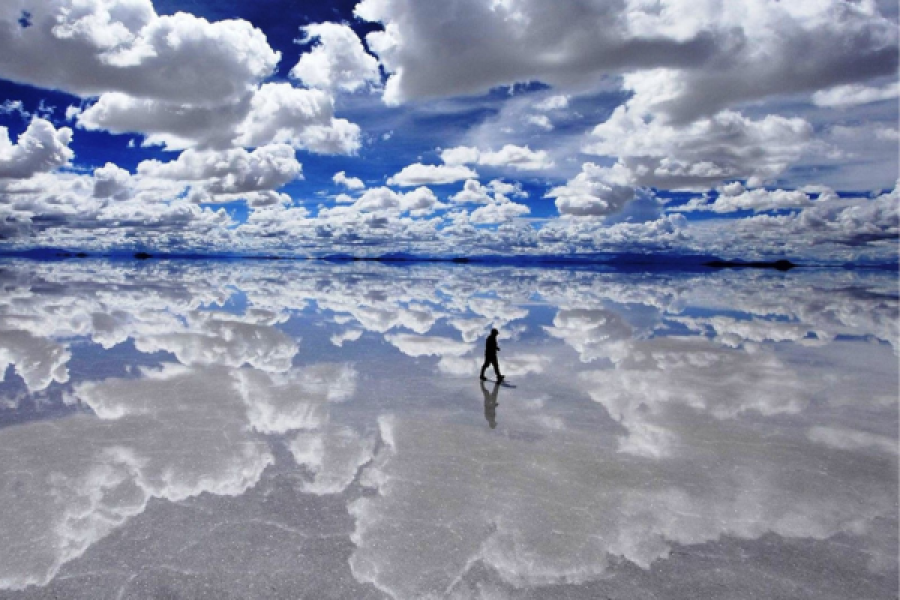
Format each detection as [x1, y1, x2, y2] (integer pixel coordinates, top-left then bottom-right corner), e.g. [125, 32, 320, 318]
[479, 328, 504, 383]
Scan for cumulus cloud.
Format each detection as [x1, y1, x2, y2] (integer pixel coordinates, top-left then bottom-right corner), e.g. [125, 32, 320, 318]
[584, 108, 813, 189]
[450, 179, 492, 204]
[0, 118, 73, 178]
[729, 187, 899, 248]
[386, 163, 477, 186]
[137, 144, 302, 200]
[355, 0, 897, 115]
[75, 91, 253, 150]
[345, 186, 444, 216]
[354, 0, 716, 104]
[80, 82, 362, 154]
[398, 186, 443, 215]
[333, 171, 365, 190]
[441, 144, 554, 171]
[91, 162, 133, 200]
[450, 179, 526, 204]
[290, 23, 381, 93]
[349, 187, 400, 212]
[0, 1, 279, 104]
[616, 4, 899, 123]
[0, 165, 241, 248]
[545, 163, 636, 217]
[672, 185, 813, 213]
[469, 199, 530, 224]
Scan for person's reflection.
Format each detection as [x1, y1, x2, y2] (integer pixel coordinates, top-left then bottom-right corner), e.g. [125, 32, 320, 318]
[480, 380, 500, 429]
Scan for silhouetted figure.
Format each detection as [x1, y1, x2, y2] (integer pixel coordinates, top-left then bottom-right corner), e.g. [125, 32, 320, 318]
[480, 380, 500, 429]
[479, 328, 504, 382]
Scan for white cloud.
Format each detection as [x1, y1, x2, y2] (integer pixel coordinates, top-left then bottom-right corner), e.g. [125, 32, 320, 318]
[342, 186, 445, 217]
[479, 145, 554, 170]
[792, 121, 900, 191]
[534, 95, 569, 111]
[399, 186, 444, 215]
[441, 144, 554, 171]
[616, 6, 898, 123]
[352, 187, 401, 211]
[469, 199, 530, 224]
[0, 100, 29, 119]
[137, 144, 302, 198]
[812, 81, 900, 108]
[524, 114, 553, 130]
[228, 83, 363, 154]
[386, 163, 478, 186]
[333, 171, 365, 190]
[440, 146, 480, 166]
[451, 179, 493, 204]
[290, 23, 381, 93]
[76, 91, 252, 150]
[545, 162, 636, 217]
[732, 187, 899, 248]
[77, 78, 361, 155]
[92, 162, 133, 200]
[355, 0, 897, 114]
[354, 0, 713, 104]
[672, 186, 813, 213]
[0, 119, 73, 178]
[449, 179, 531, 222]
[584, 107, 813, 189]
[0, 1, 279, 104]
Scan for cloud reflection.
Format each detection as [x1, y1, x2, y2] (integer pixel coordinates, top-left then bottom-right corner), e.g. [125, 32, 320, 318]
[0, 258, 895, 597]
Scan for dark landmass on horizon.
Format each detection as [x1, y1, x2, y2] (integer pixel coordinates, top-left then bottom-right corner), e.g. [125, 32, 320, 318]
[0, 247, 897, 271]
[703, 259, 797, 271]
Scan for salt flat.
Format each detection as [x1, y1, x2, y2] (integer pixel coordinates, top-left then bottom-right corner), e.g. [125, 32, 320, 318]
[0, 259, 896, 599]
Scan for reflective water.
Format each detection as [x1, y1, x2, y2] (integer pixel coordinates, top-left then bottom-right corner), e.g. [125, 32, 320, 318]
[0, 259, 897, 599]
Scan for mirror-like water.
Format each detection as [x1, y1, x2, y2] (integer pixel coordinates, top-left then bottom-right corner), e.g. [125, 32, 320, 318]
[0, 259, 896, 599]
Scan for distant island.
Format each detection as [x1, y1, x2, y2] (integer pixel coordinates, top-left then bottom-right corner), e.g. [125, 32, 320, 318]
[703, 259, 797, 271]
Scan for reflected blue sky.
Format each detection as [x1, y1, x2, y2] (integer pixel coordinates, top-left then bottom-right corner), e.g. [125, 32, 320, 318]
[0, 259, 896, 598]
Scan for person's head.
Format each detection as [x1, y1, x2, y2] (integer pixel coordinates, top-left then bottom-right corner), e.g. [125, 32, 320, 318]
[490, 328, 499, 337]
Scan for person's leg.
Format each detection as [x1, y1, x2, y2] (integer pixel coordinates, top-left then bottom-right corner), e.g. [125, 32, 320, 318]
[480, 356, 489, 379]
[491, 356, 502, 379]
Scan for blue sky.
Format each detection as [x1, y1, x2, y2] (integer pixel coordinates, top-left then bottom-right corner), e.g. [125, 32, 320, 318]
[0, 0, 897, 261]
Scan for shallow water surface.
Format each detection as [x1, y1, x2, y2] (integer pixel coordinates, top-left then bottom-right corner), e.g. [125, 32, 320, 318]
[0, 259, 897, 599]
